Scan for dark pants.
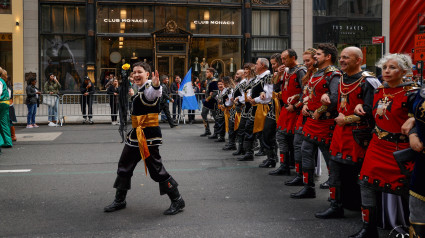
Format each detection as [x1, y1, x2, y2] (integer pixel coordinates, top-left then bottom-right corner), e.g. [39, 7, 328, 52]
[160, 103, 174, 126]
[172, 97, 181, 120]
[201, 106, 217, 132]
[215, 116, 226, 138]
[301, 139, 331, 170]
[188, 110, 195, 122]
[109, 101, 118, 122]
[81, 95, 93, 119]
[261, 117, 277, 152]
[115, 144, 171, 188]
[228, 117, 236, 145]
[276, 130, 294, 165]
[243, 118, 255, 142]
[329, 159, 361, 210]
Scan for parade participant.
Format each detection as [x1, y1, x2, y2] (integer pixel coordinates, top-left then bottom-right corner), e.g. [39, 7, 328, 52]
[315, 47, 381, 219]
[0, 67, 12, 150]
[200, 68, 219, 137]
[348, 54, 418, 237]
[232, 65, 255, 156]
[223, 72, 241, 151]
[259, 53, 283, 168]
[215, 77, 234, 142]
[223, 70, 243, 150]
[291, 43, 341, 199]
[285, 48, 317, 186]
[238, 58, 272, 161]
[104, 61, 185, 215]
[159, 75, 177, 128]
[269, 49, 306, 174]
[408, 81, 425, 238]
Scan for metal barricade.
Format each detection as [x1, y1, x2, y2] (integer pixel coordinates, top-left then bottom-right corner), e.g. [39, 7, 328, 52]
[12, 94, 62, 125]
[168, 93, 206, 124]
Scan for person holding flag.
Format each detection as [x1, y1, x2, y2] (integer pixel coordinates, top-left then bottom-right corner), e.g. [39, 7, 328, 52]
[178, 68, 200, 120]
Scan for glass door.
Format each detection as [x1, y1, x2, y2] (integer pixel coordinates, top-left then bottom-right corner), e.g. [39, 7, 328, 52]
[156, 55, 186, 82]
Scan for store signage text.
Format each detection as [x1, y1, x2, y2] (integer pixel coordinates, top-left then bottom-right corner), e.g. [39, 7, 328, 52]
[193, 20, 235, 25]
[103, 19, 148, 23]
[332, 24, 366, 35]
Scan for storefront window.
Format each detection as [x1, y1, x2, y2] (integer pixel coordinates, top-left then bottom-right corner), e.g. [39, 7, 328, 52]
[191, 38, 241, 79]
[40, 35, 86, 91]
[314, 0, 381, 17]
[41, 5, 86, 34]
[0, 0, 11, 14]
[96, 37, 153, 90]
[252, 10, 289, 52]
[0, 34, 13, 84]
[188, 8, 241, 35]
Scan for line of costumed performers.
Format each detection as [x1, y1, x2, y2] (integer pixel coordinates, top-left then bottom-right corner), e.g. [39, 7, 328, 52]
[199, 44, 425, 238]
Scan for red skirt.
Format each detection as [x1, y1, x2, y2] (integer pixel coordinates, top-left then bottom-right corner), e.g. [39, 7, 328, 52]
[295, 114, 306, 132]
[359, 134, 411, 195]
[301, 117, 335, 145]
[329, 125, 366, 164]
[276, 106, 298, 134]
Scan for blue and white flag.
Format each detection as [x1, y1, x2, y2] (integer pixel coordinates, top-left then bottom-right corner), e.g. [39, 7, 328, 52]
[178, 68, 198, 110]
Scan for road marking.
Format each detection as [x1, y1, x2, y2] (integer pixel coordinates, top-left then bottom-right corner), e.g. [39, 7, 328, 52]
[0, 169, 32, 173]
[0, 166, 257, 177]
[16, 132, 62, 142]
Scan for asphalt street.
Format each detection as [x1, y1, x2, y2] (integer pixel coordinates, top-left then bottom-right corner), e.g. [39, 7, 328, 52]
[0, 123, 392, 238]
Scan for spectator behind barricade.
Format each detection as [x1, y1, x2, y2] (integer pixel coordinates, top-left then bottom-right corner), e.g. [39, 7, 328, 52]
[26, 77, 41, 128]
[107, 78, 119, 125]
[129, 72, 134, 86]
[104, 74, 115, 89]
[160, 75, 177, 128]
[80, 76, 95, 124]
[44, 73, 61, 126]
[0, 67, 12, 151]
[188, 76, 200, 124]
[170, 75, 181, 122]
[102, 74, 110, 90]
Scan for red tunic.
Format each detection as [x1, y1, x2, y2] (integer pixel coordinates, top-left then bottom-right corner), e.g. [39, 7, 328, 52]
[302, 68, 341, 145]
[329, 76, 370, 164]
[359, 83, 418, 195]
[295, 84, 309, 132]
[276, 66, 302, 134]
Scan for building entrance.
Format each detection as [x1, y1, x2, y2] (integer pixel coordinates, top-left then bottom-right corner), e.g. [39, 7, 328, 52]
[157, 55, 186, 81]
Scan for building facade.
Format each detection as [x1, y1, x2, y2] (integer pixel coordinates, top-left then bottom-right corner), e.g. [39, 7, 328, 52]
[0, 0, 23, 93]
[32, 0, 291, 92]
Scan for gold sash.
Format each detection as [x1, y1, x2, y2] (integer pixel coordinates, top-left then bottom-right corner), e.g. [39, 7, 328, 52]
[131, 114, 159, 175]
[0, 100, 10, 105]
[234, 112, 241, 131]
[224, 107, 231, 132]
[272, 92, 281, 120]
[253, 104, 269, 133]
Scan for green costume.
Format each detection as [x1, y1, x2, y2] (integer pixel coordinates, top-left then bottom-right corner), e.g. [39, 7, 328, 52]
[0, 77, 12, 148]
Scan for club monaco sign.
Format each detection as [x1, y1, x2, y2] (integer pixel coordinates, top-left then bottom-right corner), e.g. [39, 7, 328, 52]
[193, 20, 235, 25]
[103, 18, 148, 23]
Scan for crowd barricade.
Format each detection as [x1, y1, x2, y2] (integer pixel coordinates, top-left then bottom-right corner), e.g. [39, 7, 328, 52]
[13, 92, 212, 126]
[13, 93, 123, 126]
[168, 93, 206, 124]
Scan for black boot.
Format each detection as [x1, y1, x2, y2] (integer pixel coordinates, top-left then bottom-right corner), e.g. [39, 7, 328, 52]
[268, 153, 290, 176]
[237, 141, 254, 161]
[348, 206, 378, 238]
[410, 222, 425, 238]
[290, 170, 316, 199]
[233, 137, 245, 155]
[104, 189, 128, 212]
[315, 186, 344, 219]
[215, 136, 225, 142]
[223, 143, 237, 150]
[285, 162, 303, 186]
[285, 174, 304, 186]
[160, 177, 185, 215]
[259, 150, 277, 168]
[255, 149, 266, 156]
[200, 125, 211, 137]
[208, 134, 218, 139]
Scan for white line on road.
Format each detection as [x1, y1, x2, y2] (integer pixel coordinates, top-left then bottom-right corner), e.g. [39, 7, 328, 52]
[0, 169, 32, 173]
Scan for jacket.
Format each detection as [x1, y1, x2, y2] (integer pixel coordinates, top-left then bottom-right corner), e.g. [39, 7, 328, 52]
[26, 85, 39, 105]
[160, 83, 173, 104]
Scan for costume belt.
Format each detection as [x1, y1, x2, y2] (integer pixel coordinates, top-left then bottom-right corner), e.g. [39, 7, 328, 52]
[374, 126, 408, 143]
[0, 100, 10, 105]
[253, 103, 270, 133]
[131, 114, 159, 175]
[307, 110, 338, 120]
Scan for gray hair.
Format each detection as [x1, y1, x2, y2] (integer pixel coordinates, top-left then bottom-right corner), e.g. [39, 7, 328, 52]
[376, 53, 413, 74]
[258, 58, 270, 69]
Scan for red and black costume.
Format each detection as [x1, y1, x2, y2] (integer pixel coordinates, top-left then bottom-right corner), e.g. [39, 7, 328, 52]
[315, 71, 380, 219]
[269, 65, 306, 175]
[291, 66, 341, 199]
[353, 81, 419, 237]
